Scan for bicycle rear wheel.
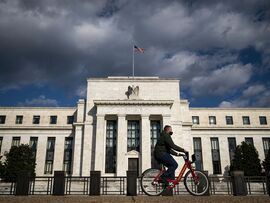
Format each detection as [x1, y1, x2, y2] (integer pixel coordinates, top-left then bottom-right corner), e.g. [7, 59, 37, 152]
[140, 168, 165, 196]
[184, 170, 209, 196]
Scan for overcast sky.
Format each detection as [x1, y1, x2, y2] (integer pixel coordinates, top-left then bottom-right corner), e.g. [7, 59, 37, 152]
[0, 0, 269, 107]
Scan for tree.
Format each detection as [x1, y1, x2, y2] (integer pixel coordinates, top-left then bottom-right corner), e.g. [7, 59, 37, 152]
[0, 144, 36, 181]
[262, 150, 270, 174]
[230, 141, 261, 176]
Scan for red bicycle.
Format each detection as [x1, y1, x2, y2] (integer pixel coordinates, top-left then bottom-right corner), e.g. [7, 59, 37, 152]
[140, 152, 209, 196]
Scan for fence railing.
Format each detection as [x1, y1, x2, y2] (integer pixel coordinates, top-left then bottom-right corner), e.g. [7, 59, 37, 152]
[65, 176, 90, 195]
[0, 172, 269, 196]
[209, 176, 233, 195]
[29, 177, 53, 195]
[244, 176, 268, 195]
[101, 176, 126, 195]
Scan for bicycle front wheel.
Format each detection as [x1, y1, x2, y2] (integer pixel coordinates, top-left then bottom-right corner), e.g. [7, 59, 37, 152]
[184, 170, 209, 196]
[140, 168, 165, 196]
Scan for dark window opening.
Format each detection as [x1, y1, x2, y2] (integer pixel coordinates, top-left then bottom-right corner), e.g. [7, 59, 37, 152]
[127, 120, 140, 152]
[105, 120, 117, 173]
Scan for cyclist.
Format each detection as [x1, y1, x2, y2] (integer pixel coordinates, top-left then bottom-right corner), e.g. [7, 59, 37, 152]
[154, 125, 188, 186]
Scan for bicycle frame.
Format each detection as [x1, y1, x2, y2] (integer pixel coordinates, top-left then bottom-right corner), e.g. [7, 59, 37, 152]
[153, 153, 197, 187]
[175, 155, 195, 183]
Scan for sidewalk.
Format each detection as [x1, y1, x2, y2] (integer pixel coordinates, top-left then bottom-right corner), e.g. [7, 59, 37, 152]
[0, 196, 269, 203]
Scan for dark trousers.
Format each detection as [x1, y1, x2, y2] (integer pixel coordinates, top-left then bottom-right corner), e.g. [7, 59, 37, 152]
[156, 153, 178, 180]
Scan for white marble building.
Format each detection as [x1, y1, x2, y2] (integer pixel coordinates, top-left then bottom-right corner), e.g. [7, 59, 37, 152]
[0, 76, 269, 176]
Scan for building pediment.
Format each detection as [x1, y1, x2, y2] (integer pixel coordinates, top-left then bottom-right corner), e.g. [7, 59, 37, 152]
[125, 150, 140, 158]
[126, 150, 139, 156]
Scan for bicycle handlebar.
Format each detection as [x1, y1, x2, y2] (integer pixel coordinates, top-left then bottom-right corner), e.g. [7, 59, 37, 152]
[178, 151, 189, 157]
[178, 152, 196, 163]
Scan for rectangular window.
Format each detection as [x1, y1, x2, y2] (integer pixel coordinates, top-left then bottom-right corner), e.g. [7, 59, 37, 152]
[15, 115, 23, 124]
[44, 137, 55, 174]
[127, 120, 140, 152]
[0, 137, 3, 153]
[33, 115, 40, 124]
[105, 120, 117, 173]
[150, 120, 161, 168]
[262, 138, 270, 158]
[228, 137, 236, 164]
[242, 116, 250, 125]
[63, 137, 73, 175]
[29, 137, 38, 160]
[193, 137, 203, 170]
[192, 116, 200, 124]
[245, 137, 254, 146]
[0, 115, 6, 124]
[226, 116, 233, 125]
[11, 137, 20, 147]
[259, 116, 267, 125]
[211, 138, 221, 174]
[67, 116, 74, 124]
[209, 116, 216, 125]
[50, 116, 57, 124]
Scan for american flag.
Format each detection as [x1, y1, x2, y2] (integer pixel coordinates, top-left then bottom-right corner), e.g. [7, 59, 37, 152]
[134, 45, 145, 53]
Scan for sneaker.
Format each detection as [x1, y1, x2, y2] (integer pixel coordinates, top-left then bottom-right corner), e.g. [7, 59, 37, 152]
[167, 181, 174, 188]
[165, 179, 175, 188]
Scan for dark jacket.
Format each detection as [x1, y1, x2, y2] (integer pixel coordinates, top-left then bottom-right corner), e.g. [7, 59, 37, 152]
[154, 130, 185, 158]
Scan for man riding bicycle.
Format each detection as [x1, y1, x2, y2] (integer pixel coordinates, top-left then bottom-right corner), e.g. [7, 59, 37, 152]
[154, 125, 188, 186]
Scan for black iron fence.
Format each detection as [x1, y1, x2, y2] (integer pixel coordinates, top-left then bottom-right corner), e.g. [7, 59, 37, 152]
[244, 176, 268, 195]
[101, 176, 126, 195]
[65, 176, 90, 195]
[0, 171, 269, 196]
[29, 177, 53, 195]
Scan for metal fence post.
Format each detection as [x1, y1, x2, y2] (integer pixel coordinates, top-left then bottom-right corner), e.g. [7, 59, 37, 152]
[266, 171, 270, 196]
[90, 171, 101, 195]
[231, 171, 247, 196]
[53, 171, 65, 195]
[15, 171, 30, 196]
[127, 170, 137, 196]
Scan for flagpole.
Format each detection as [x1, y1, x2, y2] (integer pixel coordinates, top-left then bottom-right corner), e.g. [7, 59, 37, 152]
[132, 44, 134, 79]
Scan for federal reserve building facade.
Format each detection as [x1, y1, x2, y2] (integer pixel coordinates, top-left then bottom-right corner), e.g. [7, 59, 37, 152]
[0, 76, 269, 177]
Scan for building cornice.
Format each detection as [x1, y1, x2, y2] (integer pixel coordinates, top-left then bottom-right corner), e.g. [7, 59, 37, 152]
[93, 100, 174, 106]
[191, 126, 270, 130]
[0, 126, 73, 130]
[0, 107, 76, 110]
[182, 122, 193, 126]
[87, 76, 180, 82]
[190, 107, 270, 110]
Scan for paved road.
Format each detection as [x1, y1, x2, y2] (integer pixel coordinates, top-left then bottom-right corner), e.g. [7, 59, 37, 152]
[0, 196, 269, 203]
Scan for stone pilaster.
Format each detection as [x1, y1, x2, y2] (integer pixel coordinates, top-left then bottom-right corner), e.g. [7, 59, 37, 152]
[72, 125, 83, 176]
[116, 114, 127, 176]
[140, 114, 151, 173]
[94, 114, 106, 173]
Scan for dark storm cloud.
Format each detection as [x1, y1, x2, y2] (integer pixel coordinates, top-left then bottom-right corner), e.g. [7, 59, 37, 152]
[0, 0, 124, 94]
[0, 0, 270, 106]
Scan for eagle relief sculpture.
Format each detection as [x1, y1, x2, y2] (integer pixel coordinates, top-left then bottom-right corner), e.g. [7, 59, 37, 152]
[126, 85, 139, 99]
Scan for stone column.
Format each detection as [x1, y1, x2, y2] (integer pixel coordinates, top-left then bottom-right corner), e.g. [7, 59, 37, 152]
[94, 114, 106, 173]
[73, 99, 85, 176]
[81, 122, 94, 176]
[72, 125, 83, 176]
[53, 136, 65, 171]
[141, 114, 151, 173]
[116, 114, 127, 176]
